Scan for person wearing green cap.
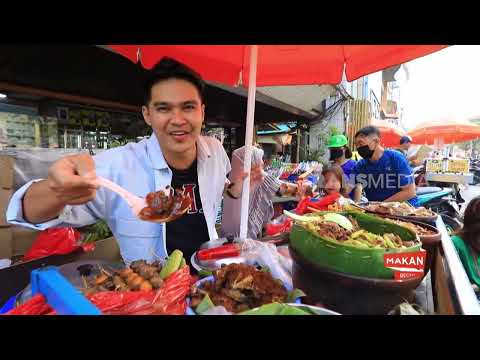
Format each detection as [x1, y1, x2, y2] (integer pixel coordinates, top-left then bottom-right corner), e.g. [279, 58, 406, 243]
[328, 134, 357, 179]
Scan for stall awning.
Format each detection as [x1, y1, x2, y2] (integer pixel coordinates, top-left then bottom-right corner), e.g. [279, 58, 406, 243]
[257, 134, 292, 145]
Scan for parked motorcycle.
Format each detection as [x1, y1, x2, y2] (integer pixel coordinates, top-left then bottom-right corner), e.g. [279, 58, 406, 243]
[413, 165, 464, 229]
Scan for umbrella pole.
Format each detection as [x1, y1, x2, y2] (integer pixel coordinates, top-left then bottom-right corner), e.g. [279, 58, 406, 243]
[239, 45, 258, 239]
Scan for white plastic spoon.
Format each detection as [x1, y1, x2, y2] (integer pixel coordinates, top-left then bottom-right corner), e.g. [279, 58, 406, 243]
[94, 177, 191, 223]
[95, 176, 148, 218]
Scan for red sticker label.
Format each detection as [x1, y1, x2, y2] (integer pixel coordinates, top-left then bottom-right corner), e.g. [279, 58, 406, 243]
[393, 270, 424, 281]
[384, 250, 427, 271]
[384, 250, 427, 281]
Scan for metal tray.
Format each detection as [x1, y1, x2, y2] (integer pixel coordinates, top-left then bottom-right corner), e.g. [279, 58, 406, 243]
[359, 202, 438, 223]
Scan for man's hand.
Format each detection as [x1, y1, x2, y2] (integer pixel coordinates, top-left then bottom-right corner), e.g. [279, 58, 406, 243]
[384, 183, 417, 203]
[353, 184, 363, 203]
[23, 154, 98, 224]
[227, 163, 264, 198]
[47, 154, 98, 205]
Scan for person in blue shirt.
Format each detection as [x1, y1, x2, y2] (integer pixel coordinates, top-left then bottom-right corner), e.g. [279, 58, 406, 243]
[351, 126, 418, 206]
[6, 57, 263, 264]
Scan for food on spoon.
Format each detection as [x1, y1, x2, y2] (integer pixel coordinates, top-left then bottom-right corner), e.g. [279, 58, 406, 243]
[138, 186, 193, 222]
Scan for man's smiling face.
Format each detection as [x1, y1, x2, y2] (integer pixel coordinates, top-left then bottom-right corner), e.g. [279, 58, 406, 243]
[142, 78, 205, 156]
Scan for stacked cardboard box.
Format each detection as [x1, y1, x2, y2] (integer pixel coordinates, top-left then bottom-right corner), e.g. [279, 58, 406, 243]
[0, 155, 38, 260]
[0, 152, 121, 264]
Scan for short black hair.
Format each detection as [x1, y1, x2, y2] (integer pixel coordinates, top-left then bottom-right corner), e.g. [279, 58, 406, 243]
[143, 57, 206, 106]
[355, 126, 380, 138]
[400, 135, 412, 145]
[343, 146, 353, 159]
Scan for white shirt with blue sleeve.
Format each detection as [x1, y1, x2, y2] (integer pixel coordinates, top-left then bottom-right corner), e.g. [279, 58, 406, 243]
[6, 134, 231, 264]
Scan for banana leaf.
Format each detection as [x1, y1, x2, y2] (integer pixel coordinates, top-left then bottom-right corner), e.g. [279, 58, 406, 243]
[289, 211, 422, 279]
[195, 294, 215, 314]
[239, 303, 312, 315]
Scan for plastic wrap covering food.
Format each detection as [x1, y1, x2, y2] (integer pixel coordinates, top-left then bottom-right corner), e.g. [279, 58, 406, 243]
[86, 265, 192, 315]
[0, 148, 107, 191]
[237, 239, 293, 290]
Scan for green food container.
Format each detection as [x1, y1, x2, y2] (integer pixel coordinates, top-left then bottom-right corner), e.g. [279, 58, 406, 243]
[289, 211, 422, 279]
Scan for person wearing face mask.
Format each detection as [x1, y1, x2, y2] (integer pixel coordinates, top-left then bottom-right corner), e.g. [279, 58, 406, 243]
[328, 134, 357, 178]
[351, 126, 418, 206]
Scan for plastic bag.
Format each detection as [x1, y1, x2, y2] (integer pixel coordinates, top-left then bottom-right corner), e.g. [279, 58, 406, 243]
[239, 239, 293, 290]
[5, 294, 56, 315]
[23, 227, 94, 262]
[86, 265, 192, 315]
[265, 216, 293, 236]
[0, 148, 93, 191]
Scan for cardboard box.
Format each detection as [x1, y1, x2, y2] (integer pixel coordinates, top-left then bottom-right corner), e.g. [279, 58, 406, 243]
[0, 227, 12, 259]
[0, 189, 13, 227]
[0, 155, 14, 190]
[11, 226, 38, 256]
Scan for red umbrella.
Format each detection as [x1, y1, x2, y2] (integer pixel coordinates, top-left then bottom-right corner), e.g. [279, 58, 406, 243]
[407, 119, 480, 145]
[371, 118, 406, 148]
[108, 44, 448, 238]
[109, 45, 446, 86]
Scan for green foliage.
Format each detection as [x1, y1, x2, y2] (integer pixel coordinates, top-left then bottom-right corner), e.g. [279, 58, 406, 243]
[305, 125, 342, 163]
[81, 220, 113, 243]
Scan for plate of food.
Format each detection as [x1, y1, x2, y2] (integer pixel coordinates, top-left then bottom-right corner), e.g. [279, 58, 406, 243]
[187, 263, 304, 315]
[359, 201, 438, 222]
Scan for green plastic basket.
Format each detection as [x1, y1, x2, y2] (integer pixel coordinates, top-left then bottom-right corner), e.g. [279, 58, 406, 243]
[289, 211, 422, 279]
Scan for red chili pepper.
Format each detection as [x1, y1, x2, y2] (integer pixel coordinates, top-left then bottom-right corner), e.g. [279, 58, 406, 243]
[295, 196, 312, 215]
[265, 218, 293, 236]
[196, 243, 241, 261]
[307, 193, 341, 210]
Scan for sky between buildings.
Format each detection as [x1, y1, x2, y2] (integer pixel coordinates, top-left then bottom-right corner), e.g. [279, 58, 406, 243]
[402, 45, 480, 130]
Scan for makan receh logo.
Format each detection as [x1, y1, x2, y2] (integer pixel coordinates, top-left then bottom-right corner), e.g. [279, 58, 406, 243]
[384, 250, 427, 281]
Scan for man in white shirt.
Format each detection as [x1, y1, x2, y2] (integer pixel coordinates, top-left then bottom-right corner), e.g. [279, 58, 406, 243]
[6, 57, 262, 264]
